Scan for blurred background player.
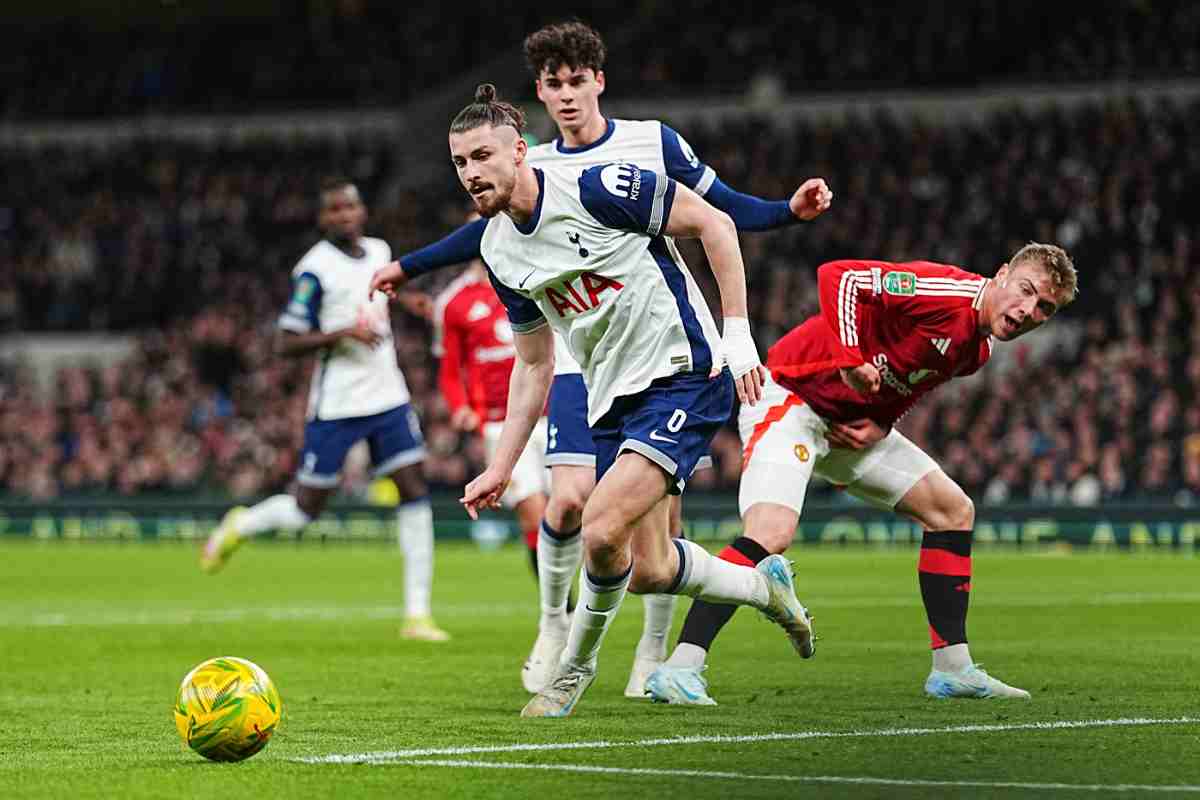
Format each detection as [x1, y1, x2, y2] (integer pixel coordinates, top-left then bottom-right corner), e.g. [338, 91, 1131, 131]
[371, 20, 832, 697]
[201, 177, 448, 643]
[648, 244, 1078, 704]
[431, 247, 551, 589]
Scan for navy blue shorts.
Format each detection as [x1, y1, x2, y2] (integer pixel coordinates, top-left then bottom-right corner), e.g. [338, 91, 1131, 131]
[297, 403, 426, 488]
[545, 373, 597, 467]
[591, 370, 734, 495]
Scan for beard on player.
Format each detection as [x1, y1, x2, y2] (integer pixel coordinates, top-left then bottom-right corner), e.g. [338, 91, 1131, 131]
[466, 172, 514, 218]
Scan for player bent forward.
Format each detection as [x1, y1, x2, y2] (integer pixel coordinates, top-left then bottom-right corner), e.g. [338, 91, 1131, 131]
[649, 246, 1077, 704]
[445, 84, 814, 718]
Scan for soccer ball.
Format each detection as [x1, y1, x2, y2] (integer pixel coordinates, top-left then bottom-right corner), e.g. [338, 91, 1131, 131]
[173, 656, 282, 762]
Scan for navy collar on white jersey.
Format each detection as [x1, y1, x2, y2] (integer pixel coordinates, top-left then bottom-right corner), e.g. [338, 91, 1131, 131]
[554, 118, 616, 154]
[514, 168, 546, 236]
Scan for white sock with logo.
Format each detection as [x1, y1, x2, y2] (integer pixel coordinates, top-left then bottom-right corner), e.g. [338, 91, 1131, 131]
[537, 522, 582, 630]
[670, 539, 769, 607]
[560, 567, 631, 674]
[636, 595, 677, 661]
[398, 499, 434, 619]
[236, 494, 311, 537]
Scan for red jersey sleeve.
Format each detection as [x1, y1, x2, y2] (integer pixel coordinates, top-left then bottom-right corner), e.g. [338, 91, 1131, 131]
[817, 260, 982, 363]
[435, 298, 470, 415]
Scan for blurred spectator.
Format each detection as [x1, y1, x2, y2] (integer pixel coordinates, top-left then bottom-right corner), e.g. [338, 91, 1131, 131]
[3, 2, 1200, 119]
[1, 94, 1197, 502]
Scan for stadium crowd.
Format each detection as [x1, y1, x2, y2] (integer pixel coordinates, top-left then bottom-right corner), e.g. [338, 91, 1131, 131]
[1, 95, 1197, 504]
[3, 1, 1199, 119]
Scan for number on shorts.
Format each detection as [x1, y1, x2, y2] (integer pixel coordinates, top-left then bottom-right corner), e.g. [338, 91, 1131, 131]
[667, 409, 687, 433]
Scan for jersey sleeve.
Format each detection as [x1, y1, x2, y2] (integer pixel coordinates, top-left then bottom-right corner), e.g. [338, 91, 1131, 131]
[486, 266, 547, 334]
[578, 163, 677, 237]
[278, 271, 323, 333]
[817, 260, 983, 363]
[659, 123, 716, 196]
[435, 300, 470, 414]
[398, 218, 487, 278]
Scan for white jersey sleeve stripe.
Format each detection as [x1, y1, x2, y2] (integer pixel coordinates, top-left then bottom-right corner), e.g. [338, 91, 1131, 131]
[693, 167, 717, 197]
[648, 172, 670, 236]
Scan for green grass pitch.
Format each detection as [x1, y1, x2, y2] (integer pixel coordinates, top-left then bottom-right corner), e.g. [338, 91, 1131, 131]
[0, 539, 1197, 798]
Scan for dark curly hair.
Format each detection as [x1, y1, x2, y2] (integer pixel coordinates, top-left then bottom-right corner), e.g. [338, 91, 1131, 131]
[449, 83, 526, 135]
[523, 20, 606, 78]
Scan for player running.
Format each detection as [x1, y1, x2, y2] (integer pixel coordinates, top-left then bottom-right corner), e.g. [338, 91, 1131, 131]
[438, 85, 813, 718]
[432, 254, 550, 577]
[370, 20, 831, 697]
[201, 178, 448, 643]
[647, 245, 1078, 704]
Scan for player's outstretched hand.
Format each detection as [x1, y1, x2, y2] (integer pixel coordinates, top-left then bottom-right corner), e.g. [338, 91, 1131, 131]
[790, 178, 833, 221]
[839, 364, 881, 395]
[460, 467, 510, 520]
[825, 417, 888, 450]
[733, 364, 767, 406]
[368, 261, 409, 301]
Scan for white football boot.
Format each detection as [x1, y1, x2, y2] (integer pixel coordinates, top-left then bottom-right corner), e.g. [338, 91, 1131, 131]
[522, 623, 568, 693]
[644, 664, 717, 706]
[756, 555, 816, 658]
[521, 664, 595, 718]
[925, 664, 1031, 699]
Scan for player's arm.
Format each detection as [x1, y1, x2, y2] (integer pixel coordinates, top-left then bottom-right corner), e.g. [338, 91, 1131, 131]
[370, 218, 488, 299]
[275, 271, 381, 358]
[661, 182, 766, 404]
[460, 270, 552, 519]
[659, 124, 832, 231]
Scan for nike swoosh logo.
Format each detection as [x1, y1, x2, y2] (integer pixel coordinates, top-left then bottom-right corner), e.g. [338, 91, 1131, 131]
[649, 430, 678, 444]
[518, 269, 536, 289]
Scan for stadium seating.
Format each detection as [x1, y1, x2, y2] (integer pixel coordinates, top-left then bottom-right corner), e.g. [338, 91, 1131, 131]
[1, 96, 1197, 502]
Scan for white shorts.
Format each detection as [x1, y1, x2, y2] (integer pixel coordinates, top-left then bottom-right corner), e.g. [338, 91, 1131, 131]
[483, 418, 550, 509]
[737, 374, 939, 517]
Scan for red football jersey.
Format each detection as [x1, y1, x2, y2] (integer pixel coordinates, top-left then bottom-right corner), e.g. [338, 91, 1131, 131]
[433, 271, 517, 423]
[768, 260, 993, 426]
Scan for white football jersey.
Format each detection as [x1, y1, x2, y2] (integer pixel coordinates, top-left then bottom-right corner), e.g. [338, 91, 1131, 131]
[278, 237, 411, 420]
[526, 119, 718, 376]
[481, 165, 721, 425]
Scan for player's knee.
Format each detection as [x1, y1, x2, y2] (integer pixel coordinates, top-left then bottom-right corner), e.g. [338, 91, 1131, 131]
[923, 488, 974, 531]
[549, 481, 589, 519]
[580, 506, 625, 563]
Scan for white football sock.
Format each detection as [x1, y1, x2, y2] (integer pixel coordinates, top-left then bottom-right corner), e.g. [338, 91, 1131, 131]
[560, 567, 631, 673]
[537, 522, 582, 628]
[933, 643, 973, 673]
[636, 594, 677, 661]
[398, 499, 434, 619]
[665, 642, 708, 669]
[671, 539, 769, 608]
[237, 494, 311, 537]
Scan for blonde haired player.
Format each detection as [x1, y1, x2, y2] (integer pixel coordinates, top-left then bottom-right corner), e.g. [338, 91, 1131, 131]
[649, 245, 1078, 704]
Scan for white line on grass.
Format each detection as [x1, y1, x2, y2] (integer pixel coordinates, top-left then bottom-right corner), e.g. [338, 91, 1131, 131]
[296, 716, 1200, 764]
[401, 759, 1200, 794]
